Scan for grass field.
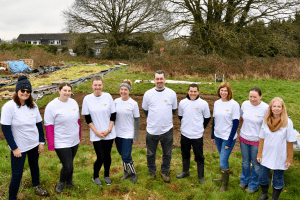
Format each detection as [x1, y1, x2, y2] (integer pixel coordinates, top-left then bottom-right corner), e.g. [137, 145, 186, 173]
[0, 66, 300, 199]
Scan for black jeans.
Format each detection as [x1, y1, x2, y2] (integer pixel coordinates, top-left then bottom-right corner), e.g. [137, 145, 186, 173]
[93, 139, 114, 178]
[146, 128, 173, 175]
[9, 145, 40, 200]
[181, 135, 205, 164]
[55, 144, 79, 183]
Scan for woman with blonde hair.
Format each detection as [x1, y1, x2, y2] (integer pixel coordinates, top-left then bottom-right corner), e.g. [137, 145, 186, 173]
[257, 97, 295, 200]
[112, 79, 140, 183]
[211, 82, 240, 192]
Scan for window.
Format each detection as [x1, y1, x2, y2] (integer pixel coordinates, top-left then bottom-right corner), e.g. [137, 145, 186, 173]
[49, 40, 61, 45]
[31, 40, 41, 45]
[54, 40, 61, 45]
[49, 40, 54, 44]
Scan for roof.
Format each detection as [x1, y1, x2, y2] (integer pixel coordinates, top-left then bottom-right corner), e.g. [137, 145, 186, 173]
[17, 33, 71, 41]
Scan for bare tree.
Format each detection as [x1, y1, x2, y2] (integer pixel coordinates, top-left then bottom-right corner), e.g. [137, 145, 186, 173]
[63, 0, 170, 46]
[163, 0, 300, 54]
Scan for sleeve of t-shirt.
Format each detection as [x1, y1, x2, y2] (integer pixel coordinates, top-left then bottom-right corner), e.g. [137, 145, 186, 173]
[178, 101, 183, 117]
[133, 102, 140, 118]
[212, 101, 216, 118]
[142, 93, 148, 111]
[287, 120, 296, 142]
[44, 103, 55, 126]
[259, 124, 266, 139]
[34, 103, 42, 123]
[109, 95, 116, 114]
[203, 102, 211, 118]
[240, 102, 245, 118]
[1, 102, 13, 125]
[231, 102, 240, 120]
[172, 91, 177, 109]
[81, 96, 90, 115]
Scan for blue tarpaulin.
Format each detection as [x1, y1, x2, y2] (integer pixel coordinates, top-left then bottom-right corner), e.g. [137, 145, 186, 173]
[7, 61, 32, 74]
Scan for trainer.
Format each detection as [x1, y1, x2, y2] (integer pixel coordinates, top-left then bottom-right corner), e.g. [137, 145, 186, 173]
[177, 84, 211, 184]
[142, 70, 177, 183]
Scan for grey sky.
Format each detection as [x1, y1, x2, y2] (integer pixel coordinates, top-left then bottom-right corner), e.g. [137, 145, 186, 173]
[0, 0, 74, 41]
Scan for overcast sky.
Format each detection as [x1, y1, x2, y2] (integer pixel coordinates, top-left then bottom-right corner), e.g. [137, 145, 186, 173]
[0, 0, 74, 41]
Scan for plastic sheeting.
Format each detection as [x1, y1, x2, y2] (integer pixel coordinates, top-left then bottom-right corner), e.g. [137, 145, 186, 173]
[32, 67, 121, 100]
[7, 61, 32, 74]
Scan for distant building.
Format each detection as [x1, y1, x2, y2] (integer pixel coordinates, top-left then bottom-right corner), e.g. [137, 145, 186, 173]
[17, 33, 107, 56]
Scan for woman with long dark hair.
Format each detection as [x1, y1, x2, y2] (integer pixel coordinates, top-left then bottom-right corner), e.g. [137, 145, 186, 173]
[239, 87, 268, 194]
[1, 76, 49, 200]
[44, 83, 81, 193]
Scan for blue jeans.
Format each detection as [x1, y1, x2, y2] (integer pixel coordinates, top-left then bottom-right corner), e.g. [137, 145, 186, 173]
[259, 165, 285, 189]
[240, 142, 260, 190]
[115, 137, 133, 163]
[9, 145, 40, 200]
[146, 128, 173, 175]
[214, 136, 236, 170]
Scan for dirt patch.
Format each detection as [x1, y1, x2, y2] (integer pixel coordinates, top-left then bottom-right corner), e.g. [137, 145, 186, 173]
[0, 93, 243, 152]
[79, 70, 94, 73]
[0, 70, 14, 76]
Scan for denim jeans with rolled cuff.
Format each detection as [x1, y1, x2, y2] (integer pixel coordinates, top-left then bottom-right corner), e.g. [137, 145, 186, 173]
[259, 164, 285, 189]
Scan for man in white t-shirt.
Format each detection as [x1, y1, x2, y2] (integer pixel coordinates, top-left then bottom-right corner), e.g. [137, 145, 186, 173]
[142, 70, 177, 183]
[177, 84, 211, 184]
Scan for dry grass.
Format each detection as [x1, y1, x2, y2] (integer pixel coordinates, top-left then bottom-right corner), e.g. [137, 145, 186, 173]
[132, 54, 300, 80]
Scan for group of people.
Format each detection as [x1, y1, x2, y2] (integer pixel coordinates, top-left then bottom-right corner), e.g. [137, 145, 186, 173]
[1, 70, 295, 200]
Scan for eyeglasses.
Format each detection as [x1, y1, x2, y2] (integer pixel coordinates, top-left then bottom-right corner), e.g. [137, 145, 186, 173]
[20, 89, 31, 94]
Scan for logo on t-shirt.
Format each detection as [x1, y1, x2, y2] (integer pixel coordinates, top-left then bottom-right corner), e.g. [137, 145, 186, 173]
[124, 108, 132, 111]
[72, 109, 76, 111]
[162, 100, 168, 103]
[224, 109, 230, 112]
[193, 108, 201, 111]
[29, 114, 34, 116]
[254, 115, 262, 118]
[101, 104, 107, 107]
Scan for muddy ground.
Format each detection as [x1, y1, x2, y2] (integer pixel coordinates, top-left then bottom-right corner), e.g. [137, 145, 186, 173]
[0, 93, 243, 152]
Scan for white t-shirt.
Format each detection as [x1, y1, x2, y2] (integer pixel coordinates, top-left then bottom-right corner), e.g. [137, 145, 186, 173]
[240, 100, 269, 142]
[112, 97, 140, 139]
[213, 99, 240, 140]
[1, 100, 42, 153]
[178, 97, 211, 139]
[260, 119, 296, 170]
[44, 98, 80, 149]
[82, 93, 116, 141]
[142, 87, 177, 135]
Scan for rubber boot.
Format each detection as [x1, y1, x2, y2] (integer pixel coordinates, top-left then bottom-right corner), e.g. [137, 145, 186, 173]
[219, 170, 229, 192]
[128, 162, 137, 184]
[271, 187, 282, 200]
[197, 163, 204, 184]
[121, 162, 130, 180]
[176, 159, 190, 179]
[258, 184, 269, 200]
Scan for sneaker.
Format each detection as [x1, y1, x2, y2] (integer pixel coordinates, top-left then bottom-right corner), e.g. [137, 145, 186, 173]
[33, 185, 49, 196]
[93, 178, 102, 186]
[104, 177, 112, 185]
[149, 173, 156, 180]
[160, 172, 170, 183]
[56, 182, 65, 193]
[239, 183, 248, 189]
[245, 188, 258, 194]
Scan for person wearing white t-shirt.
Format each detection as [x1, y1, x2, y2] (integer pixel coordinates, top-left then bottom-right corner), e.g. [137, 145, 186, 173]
[82, 76, 116, 186]
[257, 97, 295, 200]
[142, 70, 177, 183]
[112, 80, 140, 184]
[176, 84, 211, 184]
[1, 76, 49, 199]
[211, 82, 240, 192]
[238, 87, 269, 194]
[44, 83, 81, 193]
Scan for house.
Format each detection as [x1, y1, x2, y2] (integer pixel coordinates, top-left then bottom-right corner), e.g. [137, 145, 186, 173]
[17, 33, 108, 56]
